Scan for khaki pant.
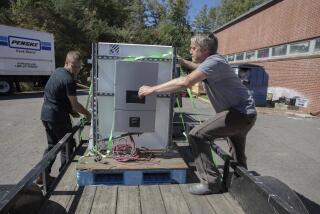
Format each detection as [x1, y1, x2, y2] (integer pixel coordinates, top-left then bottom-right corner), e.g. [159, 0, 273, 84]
[188, 109, 257, 185]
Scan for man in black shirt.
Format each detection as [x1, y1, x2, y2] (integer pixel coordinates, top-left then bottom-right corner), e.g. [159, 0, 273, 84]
[39, 51, 91, 183]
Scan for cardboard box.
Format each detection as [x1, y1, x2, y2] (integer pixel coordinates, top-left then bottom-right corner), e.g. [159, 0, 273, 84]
[192, 82, 205, 96]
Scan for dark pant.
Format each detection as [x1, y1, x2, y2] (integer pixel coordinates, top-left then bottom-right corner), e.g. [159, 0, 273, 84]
[188, 110, 257, 185]
[42, 119, 76, 174]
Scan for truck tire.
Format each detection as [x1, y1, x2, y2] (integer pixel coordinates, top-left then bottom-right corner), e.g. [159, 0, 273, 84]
[0, 78, 13, 95]
[9, 183, 44, 214]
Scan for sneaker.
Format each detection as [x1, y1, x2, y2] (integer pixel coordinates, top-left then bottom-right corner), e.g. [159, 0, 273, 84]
[188, 183, 221, 195]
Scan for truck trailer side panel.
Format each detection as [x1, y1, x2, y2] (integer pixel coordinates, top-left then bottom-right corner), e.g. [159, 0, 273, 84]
[0, 24, 55, 94]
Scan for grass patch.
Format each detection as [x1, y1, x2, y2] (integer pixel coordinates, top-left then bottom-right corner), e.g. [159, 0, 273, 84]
[200, 95, 209, 100]
[19, 82, 43, 92]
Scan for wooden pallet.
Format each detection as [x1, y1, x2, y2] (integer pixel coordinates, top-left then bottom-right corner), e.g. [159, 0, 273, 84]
[76, 150, 188, 185]
[191, 82, 205, 96]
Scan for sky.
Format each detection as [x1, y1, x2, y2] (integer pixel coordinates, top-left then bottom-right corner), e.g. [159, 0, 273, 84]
[188, 0, 221, 21]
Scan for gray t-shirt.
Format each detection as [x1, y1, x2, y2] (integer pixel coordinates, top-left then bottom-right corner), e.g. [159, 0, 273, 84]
[197, 54, 256, 114]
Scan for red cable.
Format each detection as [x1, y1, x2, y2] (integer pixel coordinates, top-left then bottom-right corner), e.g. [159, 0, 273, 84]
[112, 135, 154, 162]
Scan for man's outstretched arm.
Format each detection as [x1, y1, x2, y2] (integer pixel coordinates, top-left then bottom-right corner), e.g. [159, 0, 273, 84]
[68, 95, 91, 121]
[138, 70, 206, 97]
[178, 56, 199, 71]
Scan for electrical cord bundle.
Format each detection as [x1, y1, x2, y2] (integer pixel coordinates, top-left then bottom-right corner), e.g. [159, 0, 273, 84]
[112, 137, 138, 162]
[112, 135, 154, 162]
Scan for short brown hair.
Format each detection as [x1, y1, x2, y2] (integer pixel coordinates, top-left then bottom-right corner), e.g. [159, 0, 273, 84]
[65, 51, 81, 63]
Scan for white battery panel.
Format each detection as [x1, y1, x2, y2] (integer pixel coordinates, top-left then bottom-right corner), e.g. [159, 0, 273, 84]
[114, 61, 158, 132]
[114, 61, 158, 111]
[96, 43, 173, 149]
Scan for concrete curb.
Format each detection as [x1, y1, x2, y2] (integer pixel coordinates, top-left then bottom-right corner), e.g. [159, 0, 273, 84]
[285, 112, 316, 118]
[196, 96, 317, 119]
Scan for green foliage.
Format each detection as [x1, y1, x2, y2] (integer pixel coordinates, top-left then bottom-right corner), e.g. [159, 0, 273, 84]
[144, 0, 167, 25]
[193, 0, 267, 32]
[218, 0, 266, 26]
[0, 0, 267, 83]
[148, 0, 192, 56]
[193, 5, 211, 33]
[166, 0, 190, 26]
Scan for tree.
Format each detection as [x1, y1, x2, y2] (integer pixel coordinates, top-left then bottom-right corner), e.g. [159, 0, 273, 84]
[166, 0, 189, 26]
[218, 0, 266, 26]
[0, 0, 13, 24]
[191, 0, 268, 31]
[144, 0, 167, 26]
[193, 5, 211, 33]
[209, 6, 222, 30]
[159, 0, 192, 55]
[127, 0, 146, 29]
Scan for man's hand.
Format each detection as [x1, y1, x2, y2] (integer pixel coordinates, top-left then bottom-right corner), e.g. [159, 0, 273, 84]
[177, 55, 184, 64]
[138, 85, 155, 98]
[85, 112, 92, 122]
[70, 111, 80, 118]
[177, 55, 199, 71]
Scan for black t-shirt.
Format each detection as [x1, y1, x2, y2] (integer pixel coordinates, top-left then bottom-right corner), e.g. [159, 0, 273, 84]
[41, 67, 77, 123]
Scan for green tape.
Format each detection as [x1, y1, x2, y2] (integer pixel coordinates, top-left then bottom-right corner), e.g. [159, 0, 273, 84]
[107, 126, 113, 154]
[77, 143, 107, 165]
[176, 97, 186, 136]
[79, 83, 93, 142]
[85, 83, 93, 110]
[211, 146, 217, 166]
[187, 88, 196, 108]
[123, 52, 172, 61]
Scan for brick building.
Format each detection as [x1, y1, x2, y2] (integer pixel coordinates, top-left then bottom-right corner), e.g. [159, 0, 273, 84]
[213, 0, 320, 112]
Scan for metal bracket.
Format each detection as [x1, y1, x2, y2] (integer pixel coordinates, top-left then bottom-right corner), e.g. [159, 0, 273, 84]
[97, 92, 114, 96]
[97, 55, 172, 62]
[157, 94, 171, 98]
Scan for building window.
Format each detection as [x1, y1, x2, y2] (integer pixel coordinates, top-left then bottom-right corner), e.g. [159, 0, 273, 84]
[227, 55, 235, 62]
[289, 41, 310, 54]
[246, 51, 255, 60]
[272, 45, 287, 56]
[236, 52, 244, 61]
[257, 48, 269, 58]
[315, 38, 320, 52]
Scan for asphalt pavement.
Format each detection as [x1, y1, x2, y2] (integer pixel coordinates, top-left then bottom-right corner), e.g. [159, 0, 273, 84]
[0, 93, 319, 213]
[177, 96, 320, 213]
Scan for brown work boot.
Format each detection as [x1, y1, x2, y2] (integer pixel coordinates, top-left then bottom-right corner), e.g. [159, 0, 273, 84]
[36, 175, 55, 186]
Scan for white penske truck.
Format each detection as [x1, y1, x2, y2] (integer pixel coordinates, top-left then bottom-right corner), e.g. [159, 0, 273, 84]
[0, 24, 55, 94]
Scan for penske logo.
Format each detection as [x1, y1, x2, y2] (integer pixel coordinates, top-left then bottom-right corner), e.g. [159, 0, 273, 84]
[8, 36, 41, 51]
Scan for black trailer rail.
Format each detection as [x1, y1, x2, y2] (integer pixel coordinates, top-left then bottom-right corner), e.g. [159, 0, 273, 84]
[184, 122, 309, 214]
[0, 119, 88, 214]
[173, 112, 310, 213]
[210, 141, 307, 214]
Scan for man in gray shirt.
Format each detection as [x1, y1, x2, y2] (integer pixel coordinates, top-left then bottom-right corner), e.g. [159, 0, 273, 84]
[139, 34, 256, 195]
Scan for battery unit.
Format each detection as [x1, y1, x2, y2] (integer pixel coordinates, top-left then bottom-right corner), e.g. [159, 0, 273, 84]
[114, 61, 158, 132]
[93, 42, 173, 149]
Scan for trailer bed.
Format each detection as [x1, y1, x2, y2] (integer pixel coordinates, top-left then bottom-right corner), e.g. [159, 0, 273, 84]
[39, 156, 245, 214]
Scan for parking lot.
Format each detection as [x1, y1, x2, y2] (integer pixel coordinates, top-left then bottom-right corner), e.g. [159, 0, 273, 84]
[0, 93, 319, 213]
